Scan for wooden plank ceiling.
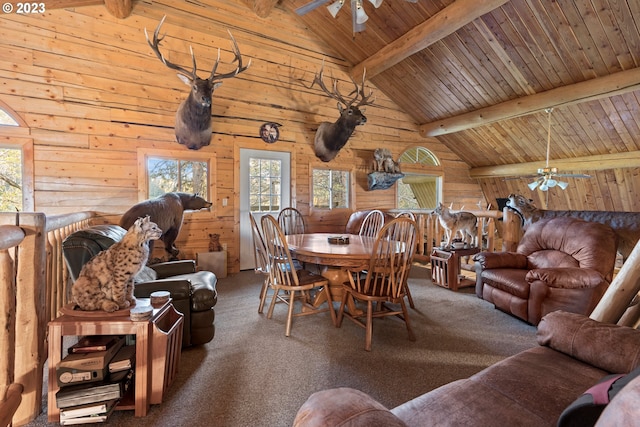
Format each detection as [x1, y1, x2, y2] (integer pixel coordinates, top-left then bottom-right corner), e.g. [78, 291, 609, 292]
[282, 0, 640, 210]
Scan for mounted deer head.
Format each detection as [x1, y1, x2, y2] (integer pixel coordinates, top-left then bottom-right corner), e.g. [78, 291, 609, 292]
[145, 15, 251, 150]
[311, 63, 374, 162]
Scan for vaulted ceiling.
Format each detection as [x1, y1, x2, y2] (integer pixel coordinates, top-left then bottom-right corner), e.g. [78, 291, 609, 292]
[282, 0, 640, 179]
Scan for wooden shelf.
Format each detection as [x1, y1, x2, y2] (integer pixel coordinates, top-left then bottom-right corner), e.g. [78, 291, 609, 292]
[47, 300, 184, 422]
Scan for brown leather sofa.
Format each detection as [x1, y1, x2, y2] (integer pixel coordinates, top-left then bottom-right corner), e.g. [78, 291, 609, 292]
[293, 311, 640, 426]
[474, 217, 618, 325]
[62, 224, 217, 347]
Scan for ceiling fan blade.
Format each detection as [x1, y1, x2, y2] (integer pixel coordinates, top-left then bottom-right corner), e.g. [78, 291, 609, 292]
[554, 173, 591, 178]
[295, 0, 331, 15]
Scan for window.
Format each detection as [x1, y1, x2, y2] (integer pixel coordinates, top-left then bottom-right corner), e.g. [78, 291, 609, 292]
[397, 147, 442, 210]
[0, 104, 32, 212]
[0, 147, 22, 211]
[312, 169, 350, 209]
[147, 158, 208, 198]
[249, 157, 281, 212]
[138, 148, 213, 202]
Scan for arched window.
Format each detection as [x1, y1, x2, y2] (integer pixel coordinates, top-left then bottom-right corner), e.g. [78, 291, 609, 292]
[0, 103, 32, 211]
[398, 146, 440, 166]
[0, 108, 19, 126]
[397, 147, 442, 210]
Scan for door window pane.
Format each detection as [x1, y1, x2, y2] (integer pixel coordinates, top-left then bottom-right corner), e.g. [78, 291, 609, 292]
[250, 158, 282, 212]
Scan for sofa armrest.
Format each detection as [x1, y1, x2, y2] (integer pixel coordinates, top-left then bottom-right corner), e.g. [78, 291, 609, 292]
[150, 260, 196, 278]
[134, 279, 191, 301]
[537, 311, 640, 373]
[526, 268, 606, 289]
[293, 387, 407, 427]
[473, 251, 528, 270]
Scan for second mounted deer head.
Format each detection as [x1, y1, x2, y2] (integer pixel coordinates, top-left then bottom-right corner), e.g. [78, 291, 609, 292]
[145, 15, 251, 150]
[310, 63, 374, 162]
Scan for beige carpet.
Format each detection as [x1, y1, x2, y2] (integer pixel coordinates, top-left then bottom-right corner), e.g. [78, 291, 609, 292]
[27, 265, 537, 427]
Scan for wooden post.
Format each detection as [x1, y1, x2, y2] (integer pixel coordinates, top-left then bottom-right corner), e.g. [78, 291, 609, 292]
[591, 237, 640, 324]
[501, 208, 521, 252]
[13, 213, 47, 426]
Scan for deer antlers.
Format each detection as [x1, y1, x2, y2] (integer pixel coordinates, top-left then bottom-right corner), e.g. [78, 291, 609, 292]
[311, 61, 374, 108]
[145, 15, 251, 83]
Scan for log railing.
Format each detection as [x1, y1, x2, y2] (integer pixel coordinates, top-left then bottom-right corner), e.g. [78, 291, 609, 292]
[410, 209, 507, 263]
[0, 211, 95, 426]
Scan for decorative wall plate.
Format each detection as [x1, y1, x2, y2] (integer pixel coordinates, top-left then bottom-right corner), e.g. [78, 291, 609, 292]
[260, 122, 280, 143]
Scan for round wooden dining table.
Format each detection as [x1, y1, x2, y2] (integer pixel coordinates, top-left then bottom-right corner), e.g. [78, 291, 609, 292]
[284, 233, 376, 271]
[285, 233, 377, 313]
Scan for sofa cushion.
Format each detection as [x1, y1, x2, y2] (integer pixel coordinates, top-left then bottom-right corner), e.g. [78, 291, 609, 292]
[527, 250, 579, 269]
[294, 387, 407, 427]
[134, 266, 158, 283]
[537, 311, 640, 374]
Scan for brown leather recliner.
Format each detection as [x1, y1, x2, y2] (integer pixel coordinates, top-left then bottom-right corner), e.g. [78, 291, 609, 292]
[344, 210, 395, 234]
[474, 217, 618, 325]
[62, 224, 217, 347]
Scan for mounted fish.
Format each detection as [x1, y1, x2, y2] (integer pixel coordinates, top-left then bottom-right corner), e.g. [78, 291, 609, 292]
[310, 62, 374, 162]
[145, 15, 251, 150]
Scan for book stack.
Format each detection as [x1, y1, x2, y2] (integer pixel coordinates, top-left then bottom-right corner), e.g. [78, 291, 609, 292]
[55, 336, 135, 424]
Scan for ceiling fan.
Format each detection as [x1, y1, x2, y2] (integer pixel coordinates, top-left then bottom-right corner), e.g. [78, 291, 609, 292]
[526, 108, 591, 191]
[295, 0, 418, 33]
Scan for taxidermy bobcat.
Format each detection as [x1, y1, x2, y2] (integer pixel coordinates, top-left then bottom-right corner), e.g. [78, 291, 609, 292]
[507, 193, 640, 261]
[433, 203, 478, 247]
[71, 216, 163, 312]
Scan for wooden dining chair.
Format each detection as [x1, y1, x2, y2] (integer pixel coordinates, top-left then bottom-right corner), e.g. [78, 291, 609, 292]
[395, 211, 416, 221]
[249, 213, 272, 314]
[337, 217, 418, 351]
[277, 207, 306, 235]
[359, 209, 385, 237]
[260, 215, 336, 336]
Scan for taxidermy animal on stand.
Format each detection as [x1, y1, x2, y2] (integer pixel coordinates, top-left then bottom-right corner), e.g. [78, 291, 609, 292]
[310, 62, 374, 162]
[373, 148, 401, 173]
[145, 15, 251, 150]
[433, 203, 478, 247]
[120, 192, 212, 259]
[72, 216, 162, 312]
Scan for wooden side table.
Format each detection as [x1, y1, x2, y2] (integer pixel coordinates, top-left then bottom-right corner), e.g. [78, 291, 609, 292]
[430, 247, 480, 291]
[47, 299, 182, 422]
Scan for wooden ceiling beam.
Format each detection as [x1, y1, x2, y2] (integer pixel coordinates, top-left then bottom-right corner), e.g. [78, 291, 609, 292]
[420, 67, 640, 137]
[351, 0, 509, 81]
[45, 0, 133, 18]
[469, 151, 640, 179]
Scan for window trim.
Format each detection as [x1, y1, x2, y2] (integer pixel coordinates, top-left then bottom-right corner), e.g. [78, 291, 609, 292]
[310, 164, 355, 211]
[137, 147, 215, 215]
[0, 102, 33, 211]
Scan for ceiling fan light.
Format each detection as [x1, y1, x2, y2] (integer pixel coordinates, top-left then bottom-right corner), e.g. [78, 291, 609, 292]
[540, 183, 549, 191]
[327, 0, 345, 17]
[547, 178, 557, 187]
[528, 181, 539, 190]
[355, 0, 369, 24]
[368, 0, 383, 7]
[557, 180, 569, 190]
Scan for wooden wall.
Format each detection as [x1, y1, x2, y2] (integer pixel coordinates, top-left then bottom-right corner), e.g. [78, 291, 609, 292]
[0, 0, 483, 273]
